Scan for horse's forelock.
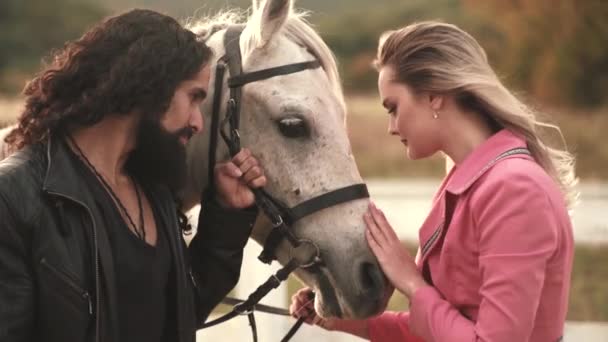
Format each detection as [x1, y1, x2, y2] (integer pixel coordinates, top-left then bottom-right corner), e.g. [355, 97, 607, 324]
[184, 9, 246, 42]
[283, 16, 346, 114]
[185, 4, 346, 114]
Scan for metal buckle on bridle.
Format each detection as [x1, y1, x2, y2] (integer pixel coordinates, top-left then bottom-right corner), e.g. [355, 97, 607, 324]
[271, 215, 284, 228]
[219, 100, 241, 154]
[290, 239, 322, 269]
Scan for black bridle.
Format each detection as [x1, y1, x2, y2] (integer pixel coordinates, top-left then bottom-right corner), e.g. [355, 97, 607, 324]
[199, 25, 369, 341]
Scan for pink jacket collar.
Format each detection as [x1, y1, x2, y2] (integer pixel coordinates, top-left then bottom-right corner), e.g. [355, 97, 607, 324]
[446, 129, 531, 195]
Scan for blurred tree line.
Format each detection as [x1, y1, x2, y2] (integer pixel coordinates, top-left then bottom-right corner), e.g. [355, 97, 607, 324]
[0, 0, 106, 93]
[1, 0, 606, 109]
[316, 0, 608, 109]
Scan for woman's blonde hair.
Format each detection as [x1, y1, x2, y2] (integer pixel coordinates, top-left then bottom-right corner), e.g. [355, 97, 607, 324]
[375, 21, 578, 208]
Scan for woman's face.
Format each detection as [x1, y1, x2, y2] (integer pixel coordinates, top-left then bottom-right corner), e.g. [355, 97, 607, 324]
[377, 65, 442, 160]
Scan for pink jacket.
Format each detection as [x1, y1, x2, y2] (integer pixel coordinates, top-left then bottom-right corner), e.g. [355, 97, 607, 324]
[368, 130, 574, 342]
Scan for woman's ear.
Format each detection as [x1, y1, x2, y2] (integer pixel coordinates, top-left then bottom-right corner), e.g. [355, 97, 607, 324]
[429, 93, 444, 111]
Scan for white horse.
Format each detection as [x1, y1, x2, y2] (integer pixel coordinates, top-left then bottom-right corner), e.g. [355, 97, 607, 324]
[183, 0, 386, 318]
[0, 0, 388, 319]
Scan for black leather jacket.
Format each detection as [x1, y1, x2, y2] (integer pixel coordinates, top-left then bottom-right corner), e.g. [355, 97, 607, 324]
[0, 136, 257, 342]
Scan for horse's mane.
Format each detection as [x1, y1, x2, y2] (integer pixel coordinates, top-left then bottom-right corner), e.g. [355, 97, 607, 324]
[185, 7, 346, 114]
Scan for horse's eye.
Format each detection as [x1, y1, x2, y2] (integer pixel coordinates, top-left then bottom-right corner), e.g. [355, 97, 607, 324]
[277, 117, 310, 138]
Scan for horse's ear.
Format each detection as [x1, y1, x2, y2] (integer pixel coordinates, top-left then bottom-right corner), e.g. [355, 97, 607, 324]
[255, 0, 291, 47]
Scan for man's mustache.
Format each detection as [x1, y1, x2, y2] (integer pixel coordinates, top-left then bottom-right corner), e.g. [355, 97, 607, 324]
[175, 126, 195, 141]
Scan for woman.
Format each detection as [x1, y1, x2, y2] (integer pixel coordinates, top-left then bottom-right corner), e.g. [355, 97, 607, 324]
[290, 21, 576, 342]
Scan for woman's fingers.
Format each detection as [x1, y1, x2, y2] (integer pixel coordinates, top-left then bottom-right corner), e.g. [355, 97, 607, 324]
[290, 288, 316, 320]
[365, 224, 381, 252]
[364, 210, 387, 248]
[369, 202, 399, 240]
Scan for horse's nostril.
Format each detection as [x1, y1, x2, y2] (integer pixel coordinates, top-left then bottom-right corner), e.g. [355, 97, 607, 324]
[358, 262, 384, 297]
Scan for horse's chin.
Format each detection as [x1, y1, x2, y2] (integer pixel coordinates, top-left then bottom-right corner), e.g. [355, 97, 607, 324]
[314, 293, 344, 319]
[314, 286, 389, 319]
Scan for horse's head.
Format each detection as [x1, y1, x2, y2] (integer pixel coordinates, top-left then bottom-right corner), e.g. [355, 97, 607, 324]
[184, 0, 388, 319]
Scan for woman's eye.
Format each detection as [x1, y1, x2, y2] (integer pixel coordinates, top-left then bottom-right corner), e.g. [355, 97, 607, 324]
[277, 117, 310, 138]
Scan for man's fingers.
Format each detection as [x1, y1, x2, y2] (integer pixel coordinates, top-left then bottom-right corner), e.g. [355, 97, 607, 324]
[215, 162, 242, 178]
[232, 148, 252, 166]
[237, 155, 259, 174]
[242, 166, 263, 183]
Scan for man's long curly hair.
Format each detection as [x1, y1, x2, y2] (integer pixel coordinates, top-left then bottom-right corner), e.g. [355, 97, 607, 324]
[5, 9, 212, 150]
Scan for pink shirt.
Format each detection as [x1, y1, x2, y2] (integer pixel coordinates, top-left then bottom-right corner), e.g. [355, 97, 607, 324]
[368, 130, 574, 342]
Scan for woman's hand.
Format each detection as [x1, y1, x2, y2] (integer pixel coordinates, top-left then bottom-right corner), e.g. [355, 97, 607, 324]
[364, 202, 427, 299]
[214, 148, 266, 209]
[289, 287, 371, 338]
[289, 288, 338, 330]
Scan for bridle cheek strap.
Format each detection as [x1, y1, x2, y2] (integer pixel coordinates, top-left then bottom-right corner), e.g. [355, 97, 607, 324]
[201, 25, 369, 342]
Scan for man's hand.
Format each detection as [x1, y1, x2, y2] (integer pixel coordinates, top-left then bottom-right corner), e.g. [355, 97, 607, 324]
[214, 148, 267, 209]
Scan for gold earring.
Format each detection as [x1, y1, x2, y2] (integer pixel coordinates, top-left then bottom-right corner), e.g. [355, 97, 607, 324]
[433, 110, 439, 119]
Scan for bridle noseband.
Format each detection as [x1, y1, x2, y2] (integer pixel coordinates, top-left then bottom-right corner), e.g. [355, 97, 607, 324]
[200, 25, 369, 341]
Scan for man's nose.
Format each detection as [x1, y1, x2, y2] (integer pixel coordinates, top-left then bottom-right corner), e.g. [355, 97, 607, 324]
[191, 107, 204, 133]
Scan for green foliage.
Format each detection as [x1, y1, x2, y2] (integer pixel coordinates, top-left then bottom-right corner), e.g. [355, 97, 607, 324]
[0, 0, 106, 93]
[556, 3, 608, 107]
[316, 0, 502, 91]
[461, 0, 608, 108]
[2, 0, 607, 107]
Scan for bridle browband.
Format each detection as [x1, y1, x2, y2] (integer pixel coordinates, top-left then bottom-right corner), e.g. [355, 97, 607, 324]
[199, 25, 369, 341]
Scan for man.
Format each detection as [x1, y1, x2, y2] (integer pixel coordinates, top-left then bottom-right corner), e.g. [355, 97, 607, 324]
[0, 9, 266, 342]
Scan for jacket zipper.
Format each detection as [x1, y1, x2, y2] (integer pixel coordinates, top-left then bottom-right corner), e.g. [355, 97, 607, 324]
[421, 221, 444, 258]
[46, 191, 100, 342]
[40, 258, 93, 315]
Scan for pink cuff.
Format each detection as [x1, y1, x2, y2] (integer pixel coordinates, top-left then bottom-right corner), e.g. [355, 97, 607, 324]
[409, 285, 443, 339]
[368, 311, 424, 342]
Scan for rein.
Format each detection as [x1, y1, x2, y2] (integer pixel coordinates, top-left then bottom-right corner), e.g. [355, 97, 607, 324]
[199, 25, 369, 341]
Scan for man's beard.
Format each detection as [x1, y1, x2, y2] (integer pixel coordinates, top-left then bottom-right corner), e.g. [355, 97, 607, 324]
[126, 119, 193, 195]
